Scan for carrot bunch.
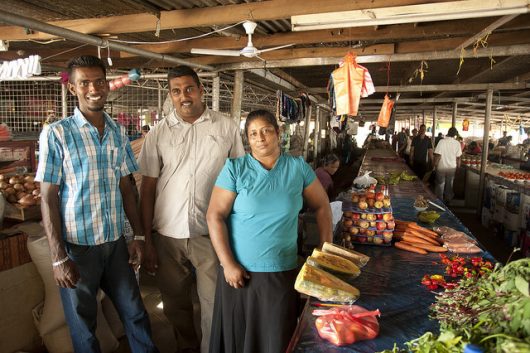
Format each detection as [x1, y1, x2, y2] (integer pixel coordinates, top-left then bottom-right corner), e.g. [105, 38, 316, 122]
[392, 220, 447, 255]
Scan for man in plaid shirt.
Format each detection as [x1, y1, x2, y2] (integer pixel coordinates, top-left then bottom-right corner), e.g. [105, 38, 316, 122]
[36, 56, 158, 353]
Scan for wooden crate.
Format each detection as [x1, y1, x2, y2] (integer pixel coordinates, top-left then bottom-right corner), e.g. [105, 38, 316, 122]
[0, 232, 31, 271]
[3, 202, 41, 221]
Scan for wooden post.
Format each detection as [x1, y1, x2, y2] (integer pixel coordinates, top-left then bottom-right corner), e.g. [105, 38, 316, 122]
[452, 102, 457, 128]
[432, 106, 437, 146]
[478, 89, 493, 216]
[231, 70, 244, 123]
[313, 106, 321, 167]
[212, 75, 220, 112]
[61, 83, 68, 118]
[303, 104, 313, 161]
[422, 110, 425, 125]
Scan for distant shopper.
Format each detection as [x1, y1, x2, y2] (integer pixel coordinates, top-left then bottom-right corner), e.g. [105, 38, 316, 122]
[396, 128, 408, 157]
[497, 131, 509, 146]
[315, 153, 340, 199]
[433, 127, 462, 203]
[410, 124, 433, 179]
[434, 132, 444, 147]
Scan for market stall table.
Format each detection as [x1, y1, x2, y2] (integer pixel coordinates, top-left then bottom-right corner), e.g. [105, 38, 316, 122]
[287, 149, 494, 353]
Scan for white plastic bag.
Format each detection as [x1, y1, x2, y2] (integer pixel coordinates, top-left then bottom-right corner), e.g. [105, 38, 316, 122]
[353, 171, 377, 189]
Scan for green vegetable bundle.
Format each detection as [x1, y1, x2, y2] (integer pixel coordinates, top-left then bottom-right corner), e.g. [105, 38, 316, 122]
[379, 258, 530, 353]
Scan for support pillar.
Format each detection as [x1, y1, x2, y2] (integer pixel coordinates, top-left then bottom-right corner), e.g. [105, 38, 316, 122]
[313, 106, 321, 167]
[303, 104, 313, 161]
[478, 89, 493, 216]
[452, 102, 457, 128]
[231, 70, 244, 123]
[212, 75, 220, 112]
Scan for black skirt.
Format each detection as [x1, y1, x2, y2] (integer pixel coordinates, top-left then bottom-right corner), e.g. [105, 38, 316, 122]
[209, 267, 299, 353]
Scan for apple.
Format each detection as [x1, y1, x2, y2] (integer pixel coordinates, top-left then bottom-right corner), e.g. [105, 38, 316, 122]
[351, 213, 361, 220]
[351, 194, 359, 203]
[350, 227, 359, 235]
[375, 192, 384, 201]
[366, 213, 376, 221]
[369, 221, 376, 228]
[357, 236, 367, 243]
[359, 220, 369, 229]
[360, 213, 367, 219]
[376, 222, 386, 230]
[383, 231, 393, 243]
[386, 221, 395, 229]
[382, 213, 393, 222]
[366, 229, 376, 236]
[373, 237, 384, 245]
[359, 196, 367, 203]
[358, 201, 368, 210]
[343, 211, 353, 218]
[343, 219, 353, 227]
[383, 198, 391, 208]
[366, 191, 375, 200]
[374, 200, 384, 209]
[367, 199, 375, 208]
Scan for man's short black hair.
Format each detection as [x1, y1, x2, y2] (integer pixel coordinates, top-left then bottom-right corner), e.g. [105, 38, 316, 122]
[141, 125, 150, 132]
[67, 55, 106, 82]
[447, 127, 459, 137]
[167, 66, 201, 88]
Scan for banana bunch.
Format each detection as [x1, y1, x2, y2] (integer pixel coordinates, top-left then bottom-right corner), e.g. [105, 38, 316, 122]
[418, 210, 441, 223]
[400, 171, 418, 181]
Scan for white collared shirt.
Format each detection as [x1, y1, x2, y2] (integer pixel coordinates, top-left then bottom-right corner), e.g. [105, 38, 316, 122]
[138, 108, 244, 238]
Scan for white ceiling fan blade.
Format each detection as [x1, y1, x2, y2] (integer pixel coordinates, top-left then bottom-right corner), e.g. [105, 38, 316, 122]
[255, 43, 295, 54]
[191, 48, 241, 57]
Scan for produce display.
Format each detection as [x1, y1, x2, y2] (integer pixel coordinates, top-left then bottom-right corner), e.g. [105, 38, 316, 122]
[339, 185, 395, 247]
[322, 242, 370, 268]
[0, 173, 41, 206]
[294, 263, 360, 303]
[393, 220, 447, 255]
[417, 210, 441, 224]
[497, 170, 530, 181]
[379, 258, 530, 353]
[308, 249, 361, 278]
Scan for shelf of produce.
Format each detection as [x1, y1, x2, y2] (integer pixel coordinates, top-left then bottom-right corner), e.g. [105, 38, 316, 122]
[464, 164, 530, 196]
[287, 148, 494, 353]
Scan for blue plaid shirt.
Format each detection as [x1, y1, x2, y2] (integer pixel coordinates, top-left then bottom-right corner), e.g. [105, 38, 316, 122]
[36, 108, 138, 245]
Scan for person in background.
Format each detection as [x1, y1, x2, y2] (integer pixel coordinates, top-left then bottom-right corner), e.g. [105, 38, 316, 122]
[130, 124, 150, 191]
[139, 66, 244, 353]
[315, 153, 340, 200]
[36, 55, 158, 353]
[466, 141, 482, 155]
[435, 132, 444, 147]
[433, 127, 462, 203]
[206, 109, 333, 353]
[396, 128, 408, 157]
[523, 130, 530, 146]
[497, 131, 509, 146]
[410, 124, 433, 179]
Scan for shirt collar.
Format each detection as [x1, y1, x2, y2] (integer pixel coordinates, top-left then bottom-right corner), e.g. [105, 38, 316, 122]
[72, 107, 117, 131]
[167, 106, 213, 127]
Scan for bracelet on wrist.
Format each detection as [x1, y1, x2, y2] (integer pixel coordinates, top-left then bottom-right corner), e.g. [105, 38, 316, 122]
[133, 235, 145, 241]
[52, 255, 70, 267]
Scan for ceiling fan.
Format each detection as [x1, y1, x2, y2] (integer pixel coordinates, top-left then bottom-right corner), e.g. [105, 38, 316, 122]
[190, 21, 294, 58]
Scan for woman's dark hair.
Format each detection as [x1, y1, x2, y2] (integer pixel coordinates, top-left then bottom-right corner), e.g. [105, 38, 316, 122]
[319, 153, 340, 167]
[244, 109, 279, 137]
[67, 55, 106, 82]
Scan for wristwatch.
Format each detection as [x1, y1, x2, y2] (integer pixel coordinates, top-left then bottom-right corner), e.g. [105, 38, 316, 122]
[133, 235, 145, 241]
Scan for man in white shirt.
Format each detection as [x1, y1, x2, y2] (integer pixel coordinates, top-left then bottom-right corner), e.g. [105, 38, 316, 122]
[138, 66, 245, 353]
[433, 127, 462, 203]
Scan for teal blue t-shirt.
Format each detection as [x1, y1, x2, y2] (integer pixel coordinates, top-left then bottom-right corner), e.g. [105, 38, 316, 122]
[215, 154, 316, 272]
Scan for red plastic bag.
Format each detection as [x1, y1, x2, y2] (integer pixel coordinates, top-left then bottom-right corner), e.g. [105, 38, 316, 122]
[377, 95, 394, 128]
[312, 305, 380, 346]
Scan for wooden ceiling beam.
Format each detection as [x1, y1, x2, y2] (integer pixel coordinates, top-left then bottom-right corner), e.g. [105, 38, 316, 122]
[0, 0, 454, 40]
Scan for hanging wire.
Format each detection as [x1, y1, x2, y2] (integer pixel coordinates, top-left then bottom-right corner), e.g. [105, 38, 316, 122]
[110, 20, 246, 45]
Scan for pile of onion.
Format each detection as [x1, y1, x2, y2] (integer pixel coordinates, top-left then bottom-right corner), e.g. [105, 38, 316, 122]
[0, 174, 40, 206]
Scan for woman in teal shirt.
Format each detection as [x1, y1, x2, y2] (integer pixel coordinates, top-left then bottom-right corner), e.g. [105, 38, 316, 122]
[206, 109, 333, 353]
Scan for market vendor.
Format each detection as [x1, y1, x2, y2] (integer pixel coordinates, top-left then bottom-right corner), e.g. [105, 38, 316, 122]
[206, 109, 333, 353]
[315, 153, 340, 200]
[410, 124, 434, 179]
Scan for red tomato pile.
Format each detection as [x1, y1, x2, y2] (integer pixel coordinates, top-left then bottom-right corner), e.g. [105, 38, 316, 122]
[498, 171, 530, 180]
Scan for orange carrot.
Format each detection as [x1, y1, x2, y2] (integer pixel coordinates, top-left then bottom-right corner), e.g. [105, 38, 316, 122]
[401, 241, 447, 253]
[395, 241, 428, 254]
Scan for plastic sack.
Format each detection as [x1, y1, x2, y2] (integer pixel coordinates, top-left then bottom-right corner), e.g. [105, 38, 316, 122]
[353, 171, 377, 189]
[377, 94, 394, 128]
[313, 305, 380, 346]
[331, 53, 365, 116]
[433, 226, 482, 254]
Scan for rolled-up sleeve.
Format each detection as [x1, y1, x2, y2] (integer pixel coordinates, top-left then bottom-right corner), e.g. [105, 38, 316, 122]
[137, 129, 160, 178]
[35, 126, 63, 185]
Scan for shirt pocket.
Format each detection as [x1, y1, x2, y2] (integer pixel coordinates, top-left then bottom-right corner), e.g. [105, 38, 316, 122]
[159, 135, 186, 170]
[207, 135, 230, 159]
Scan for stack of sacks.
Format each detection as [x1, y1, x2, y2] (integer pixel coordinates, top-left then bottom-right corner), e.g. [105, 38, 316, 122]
[27, 235, 124, 353]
